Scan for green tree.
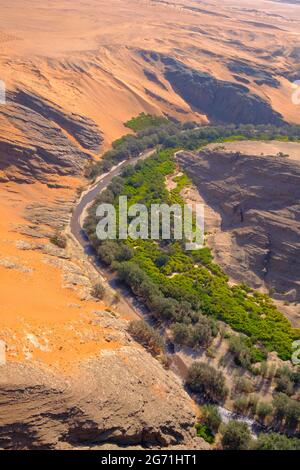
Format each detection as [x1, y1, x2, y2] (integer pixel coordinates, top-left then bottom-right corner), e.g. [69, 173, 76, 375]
[256, 402, 273, 421]
[254, 432, 300, 450]
[201, 404, 222, 434]
[234, 396, 249, 414]
[221, 421, 252, 450]
[186, 362, 228, 403]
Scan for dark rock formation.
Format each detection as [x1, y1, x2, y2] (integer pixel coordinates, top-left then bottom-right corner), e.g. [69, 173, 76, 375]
[0, 90, 103, 184]
[233, 75, 251, 85]
[228, 60, 280, 88]
[143, 69, 168, 90]
[0, 342, 202, 449]
[139, 51, 284, 125]
[177, 147, 300, 301]
[11, 90, 103, 152]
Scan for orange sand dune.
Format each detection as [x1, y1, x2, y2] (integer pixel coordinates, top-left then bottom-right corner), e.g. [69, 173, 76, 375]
[0, 180, 124, 372]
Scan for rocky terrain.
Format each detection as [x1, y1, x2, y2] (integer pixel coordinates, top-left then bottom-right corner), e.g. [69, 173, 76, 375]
[0, 89, 102, 185]
[0, 328, 201, 450]
[0, 197, 203, 449]
[177, 141, 300, 307]
[1, 0, 300, 450]
[140, 52, 284, 125]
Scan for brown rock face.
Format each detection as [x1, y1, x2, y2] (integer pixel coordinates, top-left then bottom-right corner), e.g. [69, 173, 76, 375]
[0, 89, 102, 185]
[0, 343, 200, 449]
[177, 143, 300, 302]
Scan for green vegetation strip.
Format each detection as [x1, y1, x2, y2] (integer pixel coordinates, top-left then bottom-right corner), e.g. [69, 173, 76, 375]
[85, 148, 300, 361]
[85, 116, 300, 180]
[124, 112, 170, 132]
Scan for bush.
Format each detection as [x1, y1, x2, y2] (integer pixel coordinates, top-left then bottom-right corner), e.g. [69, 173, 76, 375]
[186, 362, 228, 403]
[125, 113, 169, 132]
[248, 394, 259, 415]
[128, 320, 165, 357]
[256, 402, 273, 421]
[50, 231, 67, 249]
[201, 404, 222, 434]
[97, 241, 121, 266]
[221, 421, 252, 450]
[275, 375, 294, 396]
[234, 377, 254, 394]
[155, 253, 169, 267]
[234, 396, 249, 414]
[228, 335, 252, 370]
[195, 423, 215, 444]
[91, 282, 105, 300]
[254, 432, 300, 450]
[275, 365, 299, 396]
[172, 314, 217, 349]
[273, 393, 300, 428]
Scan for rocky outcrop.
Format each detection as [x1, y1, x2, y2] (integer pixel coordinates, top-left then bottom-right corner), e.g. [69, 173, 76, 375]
[177, 145, 300, 302]
[0, 89, 103, 185]
[139, 51, 284, 125]
[11, 90, 103, 152]
[0, 335, 202, 449]
[227, 60, 280, 88]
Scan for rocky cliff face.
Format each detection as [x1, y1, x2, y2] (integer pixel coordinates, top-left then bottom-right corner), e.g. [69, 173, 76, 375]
[0, 316, 201, 450]
[139, 52, 284, 125]
[0, 89, 103, 185]
[177, 143, 300, 302]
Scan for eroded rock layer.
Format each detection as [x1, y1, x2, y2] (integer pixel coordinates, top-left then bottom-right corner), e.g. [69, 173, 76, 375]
[0, 338, 200, 449]
[177, 143, 300, 302]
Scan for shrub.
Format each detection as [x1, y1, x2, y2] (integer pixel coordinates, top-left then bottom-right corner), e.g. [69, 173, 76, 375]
[128, 320, 165, 357]
[117, 245, 134, 262]
[50, 231, 67, 249]
[256, 402, 273, 421]
[273, 393, 300, 428]
[228, 335, 252, 370]
[248, 394, 259, 415]
[155, 253, 169, 267]
[186, 362, 228, 403]
[195, 423, 215, 444]
[201, 404, 222, 434]
[275, 365, 299, 396]
[234, 377, 254, 394]
[97, 241, 121, 266]
[221, 421, 252, 450]
[275, 375, 294, 396]
[172, 314, 217, 349]
[91, 282, 105, 300]
[254, 432, 300, 450]
[125, 113, 169, 132]
[234, 396, 249, 414]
